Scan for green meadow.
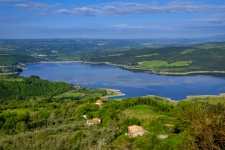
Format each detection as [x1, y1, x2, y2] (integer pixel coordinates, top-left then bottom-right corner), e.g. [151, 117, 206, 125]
[190, 96, 225, 104]
[123, 105, 166, 119]
[135, 53, 158, 57]
[139, 60, 192, 68]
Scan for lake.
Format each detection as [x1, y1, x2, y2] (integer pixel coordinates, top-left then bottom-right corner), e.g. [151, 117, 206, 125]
[19, 62, 225, 101]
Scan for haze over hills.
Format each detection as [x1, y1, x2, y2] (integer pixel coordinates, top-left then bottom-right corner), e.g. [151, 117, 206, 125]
[133, 34, 225, 46]
[1, 33, 225, 46]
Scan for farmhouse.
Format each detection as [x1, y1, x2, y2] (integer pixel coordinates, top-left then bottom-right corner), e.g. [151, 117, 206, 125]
[95, 99, 103, 105]
[128, 125, 147, 138]
[220, 93, 225, 97]
[87, 118, 101, 126]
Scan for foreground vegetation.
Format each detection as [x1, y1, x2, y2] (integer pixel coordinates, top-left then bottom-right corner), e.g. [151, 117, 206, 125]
[0, 76, 224, 149]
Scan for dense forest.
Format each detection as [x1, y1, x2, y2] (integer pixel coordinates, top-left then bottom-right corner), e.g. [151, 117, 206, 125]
[0, 76, 108, 101]
[0, 76, 73, 100]
[0, 54, 39, 66]
[0, 54, 40, 74]
[0, 76, 224, 149]
[82, 43, 225, 73]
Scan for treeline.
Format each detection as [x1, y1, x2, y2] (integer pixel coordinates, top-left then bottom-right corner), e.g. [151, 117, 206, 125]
[0, 54, 40, 66]
[0, 77, 74, 100]
[0, 66, 22, 73]
[83, 46, 225, 71]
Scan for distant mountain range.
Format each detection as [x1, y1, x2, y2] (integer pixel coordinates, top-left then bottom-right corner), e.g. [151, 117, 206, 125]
[132, 34, 225, 46]
[197, 34, 225, 42]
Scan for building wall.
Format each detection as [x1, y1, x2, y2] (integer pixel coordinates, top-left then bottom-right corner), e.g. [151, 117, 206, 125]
[132, 131, 145, 138]
[87, 123, 94, 126]
[95, 102, 102, 105]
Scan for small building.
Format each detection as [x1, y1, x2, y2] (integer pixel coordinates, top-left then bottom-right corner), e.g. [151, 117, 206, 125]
[95, 99, 103, 105]
[157, 134, 169, 139]
[220, 93, 225, 97]
[128, 125, 147, 138]
[87, 118, 101, 126]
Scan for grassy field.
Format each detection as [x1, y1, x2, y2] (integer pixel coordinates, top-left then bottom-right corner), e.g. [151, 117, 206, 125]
[3, 108, 30, 114]
[135, 53, 158, 57]
[123, 105, 165, 119]
[180, 49, 195, 54]
[107, 54, 124, 57]
[139, 60, 168, 68]
[139, 60, 192, 68]
[54, 91, 83, 98]
[168, 61, 192, 67]
[190, 97, 225, 104]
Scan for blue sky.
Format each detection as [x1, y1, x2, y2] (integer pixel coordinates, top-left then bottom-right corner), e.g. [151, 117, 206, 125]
[0, 0, 225, 39]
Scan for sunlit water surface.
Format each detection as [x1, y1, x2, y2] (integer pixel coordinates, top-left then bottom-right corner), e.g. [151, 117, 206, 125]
[20, 62, 225, 101]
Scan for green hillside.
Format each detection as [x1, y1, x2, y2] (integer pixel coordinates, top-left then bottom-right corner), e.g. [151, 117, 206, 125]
[0, 54, 39, 66]
[0, 54, 40, 74]
[1, 40, 225, 74]
[82, 43, 225, 73]
[0, 78, 73, 100]
[0, 76, 224, 149]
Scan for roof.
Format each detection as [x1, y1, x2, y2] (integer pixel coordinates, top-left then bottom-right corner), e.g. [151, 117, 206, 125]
[96, 99, 103, 103]
[128, 125, 145, 134]
[87, 119, 99, 124]
[87, 118, 101, 124]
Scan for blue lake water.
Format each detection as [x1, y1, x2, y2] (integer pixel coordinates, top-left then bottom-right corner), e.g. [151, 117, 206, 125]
[19, 62, 225, 101]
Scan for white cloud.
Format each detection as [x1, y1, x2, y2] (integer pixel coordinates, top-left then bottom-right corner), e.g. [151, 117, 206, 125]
[55, 1, 225, 16]
[14, 2, 54, 10]
[116, 24, 129, 27]
[55, 9, 71, 14]
[0, 1, 59, 11]
[182, 13, 225, 28]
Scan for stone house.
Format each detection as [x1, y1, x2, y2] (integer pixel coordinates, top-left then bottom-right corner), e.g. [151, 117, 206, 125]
[128, 125, 147, 138]
[95, 99, 103, 105]
[87, 118, 101, 126]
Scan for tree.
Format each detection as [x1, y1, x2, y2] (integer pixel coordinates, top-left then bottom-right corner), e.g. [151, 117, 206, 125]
[30, 75, 41, 79]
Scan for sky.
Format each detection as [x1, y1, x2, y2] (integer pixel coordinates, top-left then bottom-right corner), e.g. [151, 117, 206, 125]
[0, 0, 225, 39]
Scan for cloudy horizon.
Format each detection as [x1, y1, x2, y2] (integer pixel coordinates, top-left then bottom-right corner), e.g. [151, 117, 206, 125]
[0, 0, 225, 39]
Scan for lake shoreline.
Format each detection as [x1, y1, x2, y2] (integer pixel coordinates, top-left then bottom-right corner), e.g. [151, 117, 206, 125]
[185, 93, 225, 100]
[0, 72, 19, 76]
[101, 88, 126, 99]
[21, 60, 225, 75]
[83, 61, 225, 75]
[18, 61, 225, 101]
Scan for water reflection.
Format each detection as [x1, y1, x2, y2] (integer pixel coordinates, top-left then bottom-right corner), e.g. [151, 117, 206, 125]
[20, 62, 225, 100]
